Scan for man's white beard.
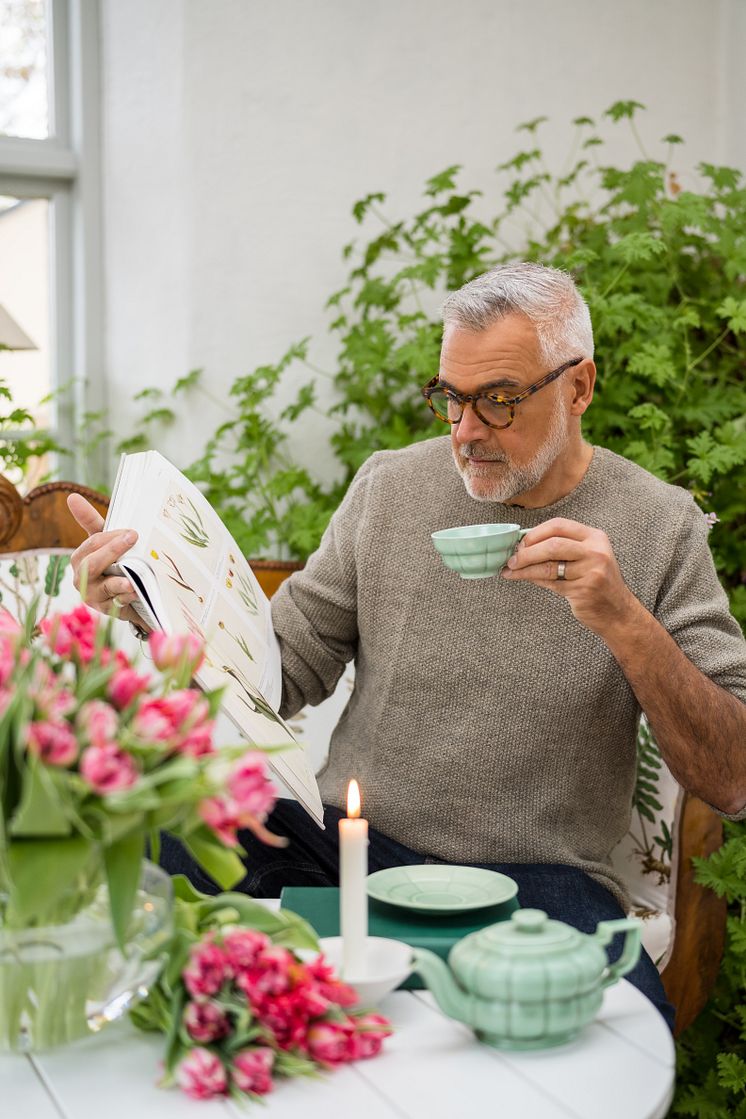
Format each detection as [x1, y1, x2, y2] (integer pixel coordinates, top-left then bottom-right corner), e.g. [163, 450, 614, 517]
[453, 400, 570, 504]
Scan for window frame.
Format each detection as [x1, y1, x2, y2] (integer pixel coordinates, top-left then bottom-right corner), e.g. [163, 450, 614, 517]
[0, 0, 104, 483]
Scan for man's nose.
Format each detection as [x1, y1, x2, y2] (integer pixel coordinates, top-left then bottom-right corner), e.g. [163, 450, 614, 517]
[453, 402, 488, 443]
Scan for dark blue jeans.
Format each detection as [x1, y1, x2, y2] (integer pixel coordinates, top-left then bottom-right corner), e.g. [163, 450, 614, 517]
[159, 798, 675, 1033]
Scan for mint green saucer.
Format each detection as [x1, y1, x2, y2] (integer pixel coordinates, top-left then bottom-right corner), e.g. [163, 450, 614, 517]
[366, 865, 518, 914]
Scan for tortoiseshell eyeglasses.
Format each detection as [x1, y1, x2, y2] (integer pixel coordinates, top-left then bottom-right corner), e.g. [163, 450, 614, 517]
[421, 357, 583, 430]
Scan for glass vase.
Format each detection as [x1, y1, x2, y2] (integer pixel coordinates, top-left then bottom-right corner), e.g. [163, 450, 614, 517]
[0, 860, 173, 1052]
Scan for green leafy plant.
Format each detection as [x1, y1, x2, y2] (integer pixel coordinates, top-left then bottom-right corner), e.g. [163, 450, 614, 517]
[5, 103, 745, 618]
[0, 376, 61, 481]
[672, 823, 746, 1116]
[126, 102, 746, 616]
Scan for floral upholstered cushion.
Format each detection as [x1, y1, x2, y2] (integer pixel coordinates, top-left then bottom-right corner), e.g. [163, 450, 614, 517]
[609, 717, 681, 968]
[0, 551, 77, 620]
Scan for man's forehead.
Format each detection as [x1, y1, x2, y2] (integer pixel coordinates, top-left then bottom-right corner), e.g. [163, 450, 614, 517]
[440, 319, 540, 387]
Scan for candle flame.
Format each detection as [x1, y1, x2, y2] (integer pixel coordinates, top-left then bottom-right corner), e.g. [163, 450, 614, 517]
[347, 779, 361, 819]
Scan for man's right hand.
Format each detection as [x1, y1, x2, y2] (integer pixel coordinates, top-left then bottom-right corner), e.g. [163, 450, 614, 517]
[67, 494, 150, 630]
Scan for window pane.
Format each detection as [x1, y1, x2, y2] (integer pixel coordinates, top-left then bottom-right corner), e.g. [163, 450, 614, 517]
[0, 195, 51, 487]
[0, 0, 49, 140]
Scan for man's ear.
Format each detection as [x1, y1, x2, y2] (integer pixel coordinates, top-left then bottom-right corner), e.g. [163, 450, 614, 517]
[569, 359, 596, 416]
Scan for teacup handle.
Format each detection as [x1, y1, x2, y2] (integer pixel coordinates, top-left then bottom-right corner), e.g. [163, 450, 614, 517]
[518, 529, 530, 541]
[594, 918, 642, 989]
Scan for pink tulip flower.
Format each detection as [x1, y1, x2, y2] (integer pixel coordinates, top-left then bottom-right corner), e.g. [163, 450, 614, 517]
[305, 955, 358, 1008]
[228, 753, 277, 823]
[132, 691, 209, 748]
[26, 720, 79, 767]
[77, 699, 118, 746]
[231, 1047, 275, 1096]
[306, 1018, 356, 1067]
[178, 722, 215, 758]
[350, 1012, 393, 1059]
[183, 939, 231, 999]
[250, 989, 312, 1051]
[42, 687, 76, 721]
[40, 605, 98, 663]
[107, 665, 150, 710]
[176, 1047, 227, 1101]
[221, 928, 271, 972]
[148, 631, 205, 675]
[235, 945, 294, 1003]
[183, 1000, 230, 1043]
[79, 743, 139, 793]
[198, 796, 240, 847]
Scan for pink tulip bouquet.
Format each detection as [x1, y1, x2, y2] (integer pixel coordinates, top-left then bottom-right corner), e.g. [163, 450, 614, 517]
[131, 879, 392, 1102]
[0, 601, 282, 945]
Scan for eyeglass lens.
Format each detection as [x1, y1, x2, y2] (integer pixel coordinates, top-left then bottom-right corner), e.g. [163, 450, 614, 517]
[428, 389, 512, 428]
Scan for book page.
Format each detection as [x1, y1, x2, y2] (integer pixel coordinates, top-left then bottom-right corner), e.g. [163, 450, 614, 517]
[105, 451, 323, 826]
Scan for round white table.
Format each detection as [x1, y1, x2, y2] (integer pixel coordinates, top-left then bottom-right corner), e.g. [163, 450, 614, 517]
[1, 977, 674, 1119]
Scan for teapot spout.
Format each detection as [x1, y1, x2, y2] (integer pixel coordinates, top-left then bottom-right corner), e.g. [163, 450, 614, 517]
[411, 948, 470, 1025]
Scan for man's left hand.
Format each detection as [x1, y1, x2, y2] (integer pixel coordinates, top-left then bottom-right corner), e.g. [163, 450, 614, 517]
[501, 517, 637, 637]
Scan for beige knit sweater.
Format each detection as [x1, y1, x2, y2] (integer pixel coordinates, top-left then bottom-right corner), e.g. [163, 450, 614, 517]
[271, 437, 746, 904]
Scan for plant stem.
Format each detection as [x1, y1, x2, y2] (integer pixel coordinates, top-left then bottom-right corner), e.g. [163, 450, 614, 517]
[301, 359, 335, 381]
[686, 327, 730, 374]
[599, 261, 630, 299]
[629, 118, 649, 160]
[196, 385, 234, 417]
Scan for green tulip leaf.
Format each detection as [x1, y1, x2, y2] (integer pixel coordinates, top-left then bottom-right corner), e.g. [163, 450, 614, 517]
[104, 831, 145, 951]
[9, 759, 72, 837]
[7, 837, 95, 926]
[182, 830, 246, 891]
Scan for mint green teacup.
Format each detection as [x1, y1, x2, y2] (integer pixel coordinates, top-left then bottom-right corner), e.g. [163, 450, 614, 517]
[431, 523, 530, 580]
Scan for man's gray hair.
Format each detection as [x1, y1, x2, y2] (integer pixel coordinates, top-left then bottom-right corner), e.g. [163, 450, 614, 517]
[442, 262, 594, 365]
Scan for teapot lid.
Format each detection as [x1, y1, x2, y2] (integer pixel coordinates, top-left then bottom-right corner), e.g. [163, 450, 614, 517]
[480, 908, 579, 950]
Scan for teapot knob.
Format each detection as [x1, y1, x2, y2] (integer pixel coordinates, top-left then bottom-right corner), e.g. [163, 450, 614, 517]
[512, 909, 549, 933]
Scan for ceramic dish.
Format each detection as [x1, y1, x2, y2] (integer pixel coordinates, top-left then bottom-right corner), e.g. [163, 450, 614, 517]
[366, 865, 518, 914]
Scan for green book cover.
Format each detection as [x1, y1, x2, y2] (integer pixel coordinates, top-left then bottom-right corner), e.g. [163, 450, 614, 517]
[280, 886, 518, 990]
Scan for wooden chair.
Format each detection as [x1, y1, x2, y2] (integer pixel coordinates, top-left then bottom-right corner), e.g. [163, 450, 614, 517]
[0, 475, 109, 552]
[0, 473, 727, 1035]
[660, 794, 726, 1033]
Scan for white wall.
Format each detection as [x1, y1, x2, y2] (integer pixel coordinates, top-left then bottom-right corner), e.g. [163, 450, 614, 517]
[100, 0, 739, 491]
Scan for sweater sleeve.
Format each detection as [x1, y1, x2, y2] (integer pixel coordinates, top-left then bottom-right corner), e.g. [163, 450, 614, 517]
[270, 456, 374, 718]
[653, 496, 746, 820]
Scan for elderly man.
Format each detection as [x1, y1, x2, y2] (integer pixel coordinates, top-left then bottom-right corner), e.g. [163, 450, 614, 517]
[69, 262, 746, 1030]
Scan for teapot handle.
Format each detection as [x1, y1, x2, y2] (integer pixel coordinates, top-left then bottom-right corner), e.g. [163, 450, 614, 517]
[594, 918, 643, 990]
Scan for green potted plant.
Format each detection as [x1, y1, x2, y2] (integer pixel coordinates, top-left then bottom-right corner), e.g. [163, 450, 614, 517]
[94, 103, 746, 624]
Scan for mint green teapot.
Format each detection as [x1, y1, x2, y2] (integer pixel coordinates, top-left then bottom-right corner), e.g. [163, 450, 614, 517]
[411, 908, 642, 1050]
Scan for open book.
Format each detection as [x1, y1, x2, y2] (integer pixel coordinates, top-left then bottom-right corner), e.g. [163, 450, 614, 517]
[103, 450, 324, 827]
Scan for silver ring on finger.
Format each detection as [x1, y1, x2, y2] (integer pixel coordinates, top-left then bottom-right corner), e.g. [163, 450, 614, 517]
[556, 561, 567, 581]
[111, 595, 125, 609]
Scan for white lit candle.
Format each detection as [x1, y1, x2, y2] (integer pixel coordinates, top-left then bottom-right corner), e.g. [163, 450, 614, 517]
[339, 778, 369, 979]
